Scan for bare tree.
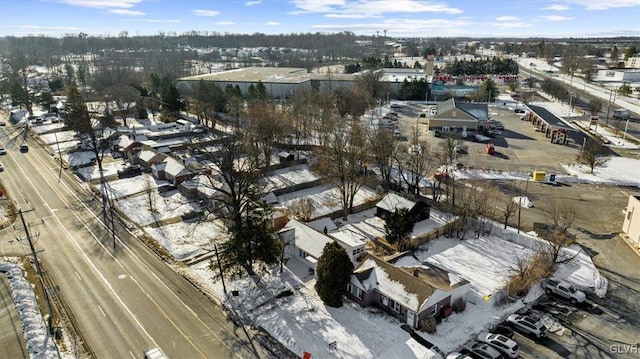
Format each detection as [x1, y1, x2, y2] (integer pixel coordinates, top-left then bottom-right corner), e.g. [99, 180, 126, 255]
[395, 125, 436, 196]
[314, 120, 369, 220]
[500, 190, 520, 229]
[542, 199, 578, 262]
[369, 126, 398, 190]
[577, 138, 609, 173]
[245, 99, 288, 168]
[104, 84, 140, 126]
[144, 175, 157, 214]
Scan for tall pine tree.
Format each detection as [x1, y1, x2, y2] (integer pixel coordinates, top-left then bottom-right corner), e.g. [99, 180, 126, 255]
[315, 241, 353, 307]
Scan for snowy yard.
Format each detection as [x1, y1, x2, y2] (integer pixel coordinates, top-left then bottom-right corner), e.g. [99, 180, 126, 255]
[115, 191, 200, 227]
[277, 184, 379, 220]
[261, 164, 321, 193]
[39, 130, 77, 145]
[144, 217, 229, 261]
[95, 174, 164, 200]
[75, 160, 124, 181]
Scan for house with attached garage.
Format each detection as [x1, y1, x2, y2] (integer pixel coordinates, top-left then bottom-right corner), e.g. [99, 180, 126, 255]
[347, 252, 469, 329]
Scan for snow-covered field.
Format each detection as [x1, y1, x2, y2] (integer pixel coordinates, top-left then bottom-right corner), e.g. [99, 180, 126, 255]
[75, 160, 125, 181]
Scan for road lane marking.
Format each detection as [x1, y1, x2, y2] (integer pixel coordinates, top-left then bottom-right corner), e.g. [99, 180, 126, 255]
[97, 305, 106, 317]
[24, 143, 237, 357]
[74, 271, 82, 281]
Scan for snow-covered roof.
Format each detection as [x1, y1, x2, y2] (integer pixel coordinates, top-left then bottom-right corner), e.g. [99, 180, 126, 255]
[164, 157, 191, 177]
[307, 217, 337, 233]
[330, 225, 368, 249]
[138, 149, 166, 163]
[284, 219, 334, 260]
[354, 255, 431, 312]
[376, 192, 415, 212]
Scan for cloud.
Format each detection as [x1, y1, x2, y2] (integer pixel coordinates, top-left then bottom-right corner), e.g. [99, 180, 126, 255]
[265, 21, 280, 26]
[54, 0, 143, 8]
[108, 9, 144, 15]
[291, 0, 463, 17]
[539, 15, 573, 21]
[543, 4, 570, 10]
[564, 0, 640, 10]
[5, 25, 82, 31]
[130, 19, 181, 23]
[214, 21, 236, 25]
[312, 17, 474, 34]
[495, 16, 521, 21]
[245, 0, 262, 5]
[192, 9, 221, 16]
[488, 21, 534, 29]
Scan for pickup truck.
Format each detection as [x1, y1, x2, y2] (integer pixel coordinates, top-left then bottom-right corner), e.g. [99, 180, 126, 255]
[544, 279, 586, 304]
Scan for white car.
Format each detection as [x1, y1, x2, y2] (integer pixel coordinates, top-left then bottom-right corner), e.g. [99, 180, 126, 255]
[507, 314, 547, 339]
[463, 341, 503, 359]
[0, 148, 6, 155]
[446, 352, 473, 359]
[143, 347, 167, 359]
[477, 332, 520, 358]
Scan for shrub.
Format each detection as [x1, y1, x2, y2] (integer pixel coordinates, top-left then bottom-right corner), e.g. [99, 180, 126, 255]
[452, 297, 466, 313]
[420, 317, 437, 334]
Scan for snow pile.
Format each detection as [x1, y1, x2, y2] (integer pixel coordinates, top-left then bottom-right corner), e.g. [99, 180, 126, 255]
[0, 260, 59, 358]
[553, 244, 608, 297]
[561, 156, 640, 187]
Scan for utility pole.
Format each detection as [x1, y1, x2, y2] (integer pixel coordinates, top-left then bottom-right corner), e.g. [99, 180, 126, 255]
[18, 209, 54, 335]
[213, 243, 227, 295]
[605, 89, 617, 128]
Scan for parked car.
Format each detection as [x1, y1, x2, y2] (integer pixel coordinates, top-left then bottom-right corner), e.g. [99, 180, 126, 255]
[463, 340, 503, 359]
[488, 129, 503, 137]
[0, 148, 6, 155]
[446, 352, 473, 359]
[515, 108, 528, 114]
[490, 123, 505, 130]
[544, 279, 586, 304]
[507, 314, 547, 339]
[0, 120, 6, 126]
[476, 332, 520, 358]
[0, 164, 4, 172]
[491, 324, 514, 339]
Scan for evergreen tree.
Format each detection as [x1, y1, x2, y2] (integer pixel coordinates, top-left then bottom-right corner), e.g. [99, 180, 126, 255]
[384, 207, 414, 250]
[315, 241, 354, 307]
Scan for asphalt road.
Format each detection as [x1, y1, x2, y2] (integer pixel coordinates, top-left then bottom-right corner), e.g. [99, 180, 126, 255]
[0, 113, 265, 358]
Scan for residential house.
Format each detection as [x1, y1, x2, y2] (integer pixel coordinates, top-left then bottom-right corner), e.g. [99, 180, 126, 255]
[427, 98, 488, 133]
[153, 157, 194, 186]
[328, 226, 367, 265]
[376, 192, 430, 222]
[134, 148, 167, 168]
[279, 219, 334, 275]
[347, 253, 469, 329]
[622, 194, 640, 249]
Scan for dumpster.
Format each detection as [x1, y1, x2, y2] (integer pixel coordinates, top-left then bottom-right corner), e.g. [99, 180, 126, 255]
[532, 171, 545, 181]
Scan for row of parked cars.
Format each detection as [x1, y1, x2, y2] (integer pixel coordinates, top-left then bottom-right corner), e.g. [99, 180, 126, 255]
[447, 279, 585, 358]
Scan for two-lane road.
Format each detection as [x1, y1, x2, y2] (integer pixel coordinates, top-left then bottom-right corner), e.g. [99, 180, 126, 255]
[0, 113, 264, 358]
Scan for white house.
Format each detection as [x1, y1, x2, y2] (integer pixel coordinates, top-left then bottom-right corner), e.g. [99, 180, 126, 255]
[280, 219, 334, 275]
[328, 225, 367, 265]
[622, 194, 640, 249]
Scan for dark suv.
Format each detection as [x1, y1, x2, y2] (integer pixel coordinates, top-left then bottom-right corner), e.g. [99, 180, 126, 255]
[20, 144, 29, 153]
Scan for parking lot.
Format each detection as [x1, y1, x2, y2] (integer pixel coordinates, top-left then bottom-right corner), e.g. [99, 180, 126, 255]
[392, 102, 640, 358]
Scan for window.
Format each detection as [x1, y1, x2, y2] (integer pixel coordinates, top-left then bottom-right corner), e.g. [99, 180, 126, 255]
[387, 298, 401, 313]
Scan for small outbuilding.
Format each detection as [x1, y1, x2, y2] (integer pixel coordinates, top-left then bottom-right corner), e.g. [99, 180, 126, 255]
[376, 192, 430, 223]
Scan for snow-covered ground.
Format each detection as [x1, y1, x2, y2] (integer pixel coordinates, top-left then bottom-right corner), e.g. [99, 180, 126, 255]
[115, 190, 200, 227]
[144, 217, 229, 261]
[0, 260, 59, 358]
[277, 184, 379, 220]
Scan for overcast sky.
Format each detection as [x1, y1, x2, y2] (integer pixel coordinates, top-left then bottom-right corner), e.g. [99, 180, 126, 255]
[1, 0, 639, 38]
